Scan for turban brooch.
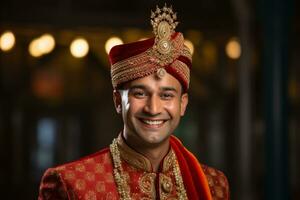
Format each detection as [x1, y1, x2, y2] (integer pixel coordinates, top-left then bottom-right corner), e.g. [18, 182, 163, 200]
[109, 4, 192, 92]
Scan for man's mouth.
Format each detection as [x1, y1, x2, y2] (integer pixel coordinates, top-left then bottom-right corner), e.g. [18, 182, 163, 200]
[141, 119, 164, 125]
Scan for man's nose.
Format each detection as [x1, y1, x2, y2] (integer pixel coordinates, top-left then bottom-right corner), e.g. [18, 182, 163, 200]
[144, 95, 162, 115]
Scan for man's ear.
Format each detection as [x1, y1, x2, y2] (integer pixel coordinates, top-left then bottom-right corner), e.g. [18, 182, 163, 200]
[180, 93, 189, 116]
[113, 90, 122, 114]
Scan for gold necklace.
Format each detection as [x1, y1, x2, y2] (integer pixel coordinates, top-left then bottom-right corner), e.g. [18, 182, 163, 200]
[109, 138, 188, 200]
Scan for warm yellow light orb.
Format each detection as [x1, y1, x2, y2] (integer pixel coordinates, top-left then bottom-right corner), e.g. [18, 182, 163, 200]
[39, 34, 55, 54]
[105, 37, 123, 54]
[28, 34, 56, 57]
[70, 38, 89, 58]
[226, 37, 241, 59]
[0, 31, 16, 51]
[184, 39, 194, 55]
[29, 38, 43, 57]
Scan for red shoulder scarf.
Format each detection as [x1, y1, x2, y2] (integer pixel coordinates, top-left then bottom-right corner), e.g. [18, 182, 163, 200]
[170, 135, 212, 200]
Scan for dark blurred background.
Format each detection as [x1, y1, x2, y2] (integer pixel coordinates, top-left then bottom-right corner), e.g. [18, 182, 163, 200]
[0, 0, 299, 199]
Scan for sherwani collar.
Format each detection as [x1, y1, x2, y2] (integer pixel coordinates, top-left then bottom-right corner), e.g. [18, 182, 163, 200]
[116, 133, 173, 173]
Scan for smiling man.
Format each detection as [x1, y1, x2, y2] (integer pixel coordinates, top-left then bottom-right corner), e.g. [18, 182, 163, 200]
[115, 72, 188, 173]
[38, 4, 229, 200]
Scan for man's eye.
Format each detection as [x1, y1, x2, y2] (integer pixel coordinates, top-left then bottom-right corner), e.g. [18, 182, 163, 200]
[161, 93, 174, 99]
[132, 91, 146, 98]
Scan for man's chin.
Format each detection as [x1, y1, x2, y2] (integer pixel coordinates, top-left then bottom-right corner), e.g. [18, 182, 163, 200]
[139, 133, 170, 146]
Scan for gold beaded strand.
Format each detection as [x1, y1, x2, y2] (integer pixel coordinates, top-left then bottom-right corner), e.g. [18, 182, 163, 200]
[109, 138, 188, 200]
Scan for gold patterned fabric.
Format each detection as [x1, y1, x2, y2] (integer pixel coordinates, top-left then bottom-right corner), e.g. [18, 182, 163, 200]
[202, 164, 230, 200]
[38, 136, 229, 200]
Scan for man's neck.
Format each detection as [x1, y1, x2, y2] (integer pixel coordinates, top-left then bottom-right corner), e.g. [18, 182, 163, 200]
[122, 133, 170, 172]
[138, 142, 170, 172]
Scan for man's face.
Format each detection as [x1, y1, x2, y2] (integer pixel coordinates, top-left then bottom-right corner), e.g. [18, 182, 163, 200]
[114, 73, 188, 148]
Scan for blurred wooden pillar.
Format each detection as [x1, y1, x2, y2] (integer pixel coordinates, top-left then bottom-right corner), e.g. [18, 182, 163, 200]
[261, 0, 292, 199]
[231, 0, 254, 199]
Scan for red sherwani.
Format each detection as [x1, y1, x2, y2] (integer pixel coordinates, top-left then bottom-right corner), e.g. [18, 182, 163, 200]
[38, 135, 229, 200]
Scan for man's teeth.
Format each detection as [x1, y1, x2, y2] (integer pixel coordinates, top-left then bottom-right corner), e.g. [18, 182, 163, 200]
[142, 120, 164, 125]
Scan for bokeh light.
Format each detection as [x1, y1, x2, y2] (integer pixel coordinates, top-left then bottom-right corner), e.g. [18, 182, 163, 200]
[70, 38, 89, 58]
[39, 34, 55, 54]
[105, 37, 123, 54]
[0, 31, 16, 51]
[28, 34, 55, 57]
[226, 37, 241, 59]
[29, 38, 43, 57]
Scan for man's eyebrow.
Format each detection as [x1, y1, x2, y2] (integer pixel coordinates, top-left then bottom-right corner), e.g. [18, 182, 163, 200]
[160, 86, 178, 93]
[128, 85, 147, 90]
[127, 85, 178, 93]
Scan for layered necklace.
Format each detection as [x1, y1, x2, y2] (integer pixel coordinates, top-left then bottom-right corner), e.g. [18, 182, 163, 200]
[109, 138, 188, 200]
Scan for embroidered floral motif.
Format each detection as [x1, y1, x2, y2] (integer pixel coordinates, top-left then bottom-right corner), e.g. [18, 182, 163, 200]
[75, 179, 86, 191]
[139, 173, 156, 199]
[85, 172, 95, 182]
[84, 190, 96, 200]
[95, 181, 106, 193]
[75, 163, 86, 172]
[64, 171, 75, 181]
[95, 163, 104, 174]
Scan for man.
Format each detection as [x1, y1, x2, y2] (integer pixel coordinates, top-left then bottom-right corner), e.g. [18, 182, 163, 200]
[38, 4, 229, 200]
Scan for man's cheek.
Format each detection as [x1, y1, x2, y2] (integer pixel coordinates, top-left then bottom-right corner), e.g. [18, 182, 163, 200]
[165, 103, 178, 114]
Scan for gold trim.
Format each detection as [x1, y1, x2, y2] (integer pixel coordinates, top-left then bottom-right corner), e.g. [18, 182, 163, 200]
[150, 4, 178, 40]
[160, 174, 173, 194]
[117, 134, 152, 171]
[171, 152, 188, 200]
[111, 33, 191, 89]
[170, 60, 190, 84]
[150, 4, 178, 63]
[110, 137, 188, 200]
[139, 173, 156, 199]
[116, 134, 174, 172]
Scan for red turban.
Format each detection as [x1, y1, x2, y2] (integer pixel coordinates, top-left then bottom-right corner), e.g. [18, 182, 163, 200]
[108, 32, 192, 92]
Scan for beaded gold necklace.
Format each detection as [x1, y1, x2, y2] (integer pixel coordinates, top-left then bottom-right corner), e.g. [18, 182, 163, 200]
[109, 138, 188, 200]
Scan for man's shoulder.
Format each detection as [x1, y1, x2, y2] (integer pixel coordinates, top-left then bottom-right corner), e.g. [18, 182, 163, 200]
[38, 148, 118, 199]
[43, 147, 112, 178]
[201, 164, 230, 199]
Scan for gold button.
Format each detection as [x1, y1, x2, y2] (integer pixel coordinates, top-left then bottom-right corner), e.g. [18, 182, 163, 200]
[162, 180, 172, 193]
